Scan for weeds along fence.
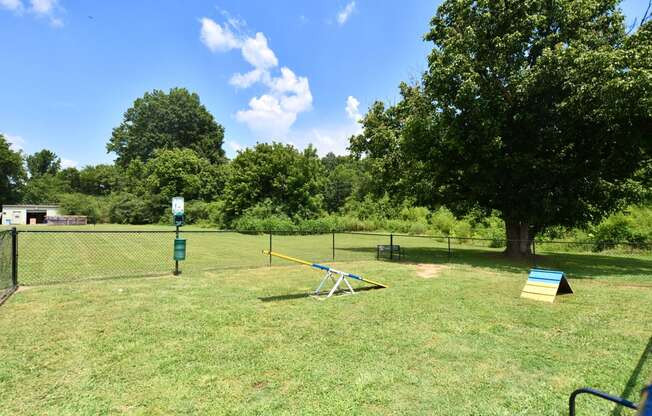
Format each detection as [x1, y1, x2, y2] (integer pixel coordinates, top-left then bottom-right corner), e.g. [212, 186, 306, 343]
[9, 229, 652, 286]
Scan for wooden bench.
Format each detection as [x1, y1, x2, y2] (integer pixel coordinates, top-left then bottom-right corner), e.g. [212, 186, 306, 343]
[377, 244, 401, 260]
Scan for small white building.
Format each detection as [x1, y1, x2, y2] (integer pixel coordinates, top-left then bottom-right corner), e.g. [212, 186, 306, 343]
[1, 204, 60, 225]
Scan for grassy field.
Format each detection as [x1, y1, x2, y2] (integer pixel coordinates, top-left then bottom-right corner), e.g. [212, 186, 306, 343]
[0, 226, 651, 414]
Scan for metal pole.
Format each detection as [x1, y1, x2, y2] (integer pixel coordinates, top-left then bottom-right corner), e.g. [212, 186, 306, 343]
[174, 224, 180, 276]
[269, 231, 272, 266]
[332, 231, 335, 261]
[447, 236, 451, 260]
[532, 239, 536, 267]
[390, 234, 393, 260]
[11, 227, 18, 287]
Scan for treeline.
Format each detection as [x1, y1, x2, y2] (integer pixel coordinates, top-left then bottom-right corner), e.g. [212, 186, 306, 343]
[1, 124, 651, 250]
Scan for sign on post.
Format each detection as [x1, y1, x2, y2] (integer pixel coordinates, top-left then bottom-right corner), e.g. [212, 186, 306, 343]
[172, 197, 184, 215]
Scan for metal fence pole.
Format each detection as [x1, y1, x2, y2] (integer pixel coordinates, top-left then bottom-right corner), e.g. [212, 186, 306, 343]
[447, 236, 451, 260]
[269, 231, 272, 266]
[532, 239, 536, 268]
[11, 227, 18, 287]
[173, 225, 180, 276]
[390, 233, 394, 260]
[332, 231, 335, 261]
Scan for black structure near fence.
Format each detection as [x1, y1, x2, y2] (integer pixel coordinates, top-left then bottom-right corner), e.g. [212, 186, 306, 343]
[3, 229, 651, 288]
[0, 228, 18, 304]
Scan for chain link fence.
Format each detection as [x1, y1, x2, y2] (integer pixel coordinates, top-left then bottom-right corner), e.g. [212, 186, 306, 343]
[11, 229, 652, 286]
[0, 229, 17, 303]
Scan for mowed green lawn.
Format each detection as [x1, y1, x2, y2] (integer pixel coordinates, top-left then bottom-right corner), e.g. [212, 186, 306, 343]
[0, 233, 651, 415]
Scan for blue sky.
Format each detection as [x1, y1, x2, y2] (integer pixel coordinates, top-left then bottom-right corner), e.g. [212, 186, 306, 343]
[0, 0, 648, 168]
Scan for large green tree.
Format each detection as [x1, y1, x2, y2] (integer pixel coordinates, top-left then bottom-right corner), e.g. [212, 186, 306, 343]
[0, 134, 25, 206]
[321, 153, 369, 213]
[26, 149, 60, 177]
[142, 148, 225, 207]
[20, 175, 70, 204]
[223, 143, 325, 221]
[107, 88, 226, 166]
[356, 0, 652, 256]
[78, 164, 123, 196]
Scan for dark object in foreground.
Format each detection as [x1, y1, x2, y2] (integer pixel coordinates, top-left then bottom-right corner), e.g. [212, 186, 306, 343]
[569, 382, 652, 415]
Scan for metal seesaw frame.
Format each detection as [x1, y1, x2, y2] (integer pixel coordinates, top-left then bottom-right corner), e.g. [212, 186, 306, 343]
[262, 250, 387, 299]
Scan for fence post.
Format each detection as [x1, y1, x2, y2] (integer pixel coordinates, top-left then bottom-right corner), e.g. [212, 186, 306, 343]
[532, 239, 536, 267]
[332, 231, 335, 261]
[11, 227, 17, 287]
[390, 233, 394, 260]
[269, 231, 272, 266]
[447, 236, 451, 261]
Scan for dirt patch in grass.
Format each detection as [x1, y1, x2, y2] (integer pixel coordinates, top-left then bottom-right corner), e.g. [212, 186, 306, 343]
[414, 263, 447, 278]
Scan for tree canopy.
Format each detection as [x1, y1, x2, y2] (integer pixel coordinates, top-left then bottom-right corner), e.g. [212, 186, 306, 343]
[26, 149, 60, 177]
[353, 0, 652, 256]
[0, 134, 25, 206]
[223, 143, 325, 221]
[107, 88, 226, 167]
[142, 148, 225, 205]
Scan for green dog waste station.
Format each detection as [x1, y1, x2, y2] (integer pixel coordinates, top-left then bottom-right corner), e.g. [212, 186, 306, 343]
[174, 238, 186, 261]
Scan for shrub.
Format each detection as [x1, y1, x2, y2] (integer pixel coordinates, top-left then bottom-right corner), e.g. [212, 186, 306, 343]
[232, 215, 297, 233]
[430, 207, 456, 235]
[408, 222, 428, 235]
[592, 213, 647, 251]
[107, 192, 159, 224]
[58, 193, 104, 223]
[296, 217, 338, 233]
[400, 206, 430, 223]
[473, 214, 505, 248]
[183, 200, 210, 225]
[452, 221, 472, 239]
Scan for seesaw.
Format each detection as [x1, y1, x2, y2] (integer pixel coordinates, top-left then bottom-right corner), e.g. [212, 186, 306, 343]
[262, 250, 387, 298]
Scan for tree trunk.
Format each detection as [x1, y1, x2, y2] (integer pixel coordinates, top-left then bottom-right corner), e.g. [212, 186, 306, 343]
[504, 220, 533, 258]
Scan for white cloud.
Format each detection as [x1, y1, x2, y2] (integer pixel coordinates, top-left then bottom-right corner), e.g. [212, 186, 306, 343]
[235, 67, 313, 137]
[61, 158, 77, 168]
[337, 1, 355, 25]
[49, 16, 62, 27]
[200, 14, 312, 138]
[0, 0, 23, 12]
[345, 96, 362, 121]
[30, 0, 55, 14]
[236, 95, 298, 138]
[241, 32, 278, 69]
[291, 122, 362, 156]
[229, 69, 266, 89]
[1, 0, 65, 26]
[227, 140, 243, 152]
[269, 67, 312, 113]
[200, 17, 241, 52]
[1, 132, 25, 151]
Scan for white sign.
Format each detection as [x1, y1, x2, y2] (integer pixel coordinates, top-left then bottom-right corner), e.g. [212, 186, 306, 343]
[172, 197, 184, 215]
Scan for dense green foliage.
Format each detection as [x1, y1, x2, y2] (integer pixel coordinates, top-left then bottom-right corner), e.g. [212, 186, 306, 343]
[107, 88, 226, 167]
[0, 134, 25, 206]
[351, 0, 652, 256]
[223, 143, 325, 222]
[25, 149, 60, 177]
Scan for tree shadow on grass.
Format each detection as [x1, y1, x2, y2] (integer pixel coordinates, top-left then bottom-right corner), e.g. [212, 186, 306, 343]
[258, 285, 384, 302]
[335, 246, 652, 279]
[612, 336, 652, 415]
